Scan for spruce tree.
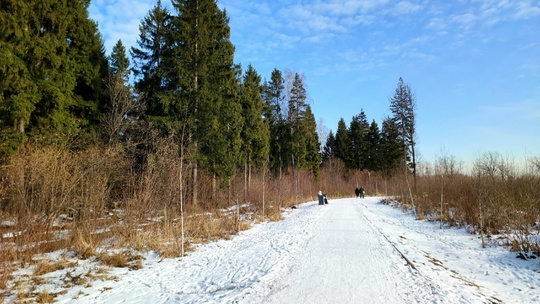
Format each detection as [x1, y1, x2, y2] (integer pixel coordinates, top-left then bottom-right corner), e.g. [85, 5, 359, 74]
[389, 77, 417, 185]
[287, 73, 308, 172]
[239, 65, 270, 199]
[365, 120, 381, 172]
[301, 105, 321, 177]
[334, 118, 351, 166]
[67, 0, 110, 136]
[263, 68, 288, 176]
[170, 0, 238, 204]
[131, 0, 174, 134]
[0, 0, 39, 154]
[110, 40, 130, 81]
[322, 130, 336, 163]
[380, 117, 405, 178]
[348, 110, 369, 170]
[202, 6, 240, 185]
[217, 64, 243, 188]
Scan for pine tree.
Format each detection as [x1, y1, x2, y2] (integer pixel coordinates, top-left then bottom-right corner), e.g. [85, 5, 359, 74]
[301, 105, 321, 177]
[380, 117, 405, 178]
[239, 65, 270, 200]
[131, 0, 174, 133]
[389, 77, 417, 185]
[322, 130, 336, 162]
[334, 118, 351, 166]
[287, 73, 308, 172]
[348, 110, 369, 170]
[170, 0, 238, 204]
[263, 68, 288, 176]
[67, 0, 110, 137]
[365, 120, 381, 171]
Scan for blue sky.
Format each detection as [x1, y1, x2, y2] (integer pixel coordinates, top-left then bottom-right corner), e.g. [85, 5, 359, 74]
[89, 0, 540, 166]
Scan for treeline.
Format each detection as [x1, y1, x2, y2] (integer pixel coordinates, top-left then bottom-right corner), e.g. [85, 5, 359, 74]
[322, 77, 417, 181]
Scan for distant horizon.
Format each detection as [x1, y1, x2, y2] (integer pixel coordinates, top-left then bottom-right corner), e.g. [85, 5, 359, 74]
[89, 0, 540, 166]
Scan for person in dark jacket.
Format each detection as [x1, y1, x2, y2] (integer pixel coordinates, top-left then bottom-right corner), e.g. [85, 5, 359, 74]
[355, 187, 361, 198]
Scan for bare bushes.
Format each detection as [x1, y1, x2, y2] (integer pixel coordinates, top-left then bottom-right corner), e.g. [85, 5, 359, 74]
[410, 153, 540, 253]
[0, 144, 126, 265]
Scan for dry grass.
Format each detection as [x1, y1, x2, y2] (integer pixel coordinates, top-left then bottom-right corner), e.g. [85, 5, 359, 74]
[62, 270, 89, 287]
[35, 290, 55, 303]
[98, 251, 144, 270]
[33, 260, 67, 276]
[98, 252, 128, 268]
[0, 260, 14, 290]
[71, 227, 97, 260]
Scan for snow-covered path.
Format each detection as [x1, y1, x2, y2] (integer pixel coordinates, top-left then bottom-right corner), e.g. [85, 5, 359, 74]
[55, 197, 540, 304]
[260, 197, 432, 303]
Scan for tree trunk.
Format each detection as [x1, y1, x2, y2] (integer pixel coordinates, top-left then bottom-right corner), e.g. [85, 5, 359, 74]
[192, 160, 198, 206]
[17, 118, 25, 133]
[244, 158, 247, 203]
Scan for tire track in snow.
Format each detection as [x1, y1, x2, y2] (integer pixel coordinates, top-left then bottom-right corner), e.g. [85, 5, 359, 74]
[355, 201, 441, 303]
[360, 200, 507, 303]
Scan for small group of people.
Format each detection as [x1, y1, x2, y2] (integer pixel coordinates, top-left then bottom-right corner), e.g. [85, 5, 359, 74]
[355, 187, 365, 199]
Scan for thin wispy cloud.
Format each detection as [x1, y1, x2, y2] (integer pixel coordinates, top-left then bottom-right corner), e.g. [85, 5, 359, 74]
[391, 1, 423, 15]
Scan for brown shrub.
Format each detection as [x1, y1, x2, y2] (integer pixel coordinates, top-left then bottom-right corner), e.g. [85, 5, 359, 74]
[33, 260, 66, 276]
[98, 253, 128, 268]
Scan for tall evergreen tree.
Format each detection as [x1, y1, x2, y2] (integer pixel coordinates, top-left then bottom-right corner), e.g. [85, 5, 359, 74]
[170, 0, 238, 204]
[301, 105, 321, 177]
[202, 6, 240, 186]
[348, 110, 369, 169]
[263, 68, 288, 176]
[110, 40, 130, 81]
[239, 65, 269, 198]
[217, 64, 243, 185]
[334, 118, 351, 165]
[131, 0, 174, 133]
[389, 77, 417, 185]
[322, 130, 336, 163]
[0, 0, 39, 154]
[287, 73, 308, 171]
[365, 120, 381, 171]
[67, 0, 110, 137]
[380, 117, 405, 178]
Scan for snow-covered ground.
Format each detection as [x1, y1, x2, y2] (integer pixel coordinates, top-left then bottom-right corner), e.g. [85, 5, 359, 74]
[12, 197, 540, 303]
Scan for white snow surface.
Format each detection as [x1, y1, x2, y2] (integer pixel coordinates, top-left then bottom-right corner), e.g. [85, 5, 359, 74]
[35, 197, 540, 303]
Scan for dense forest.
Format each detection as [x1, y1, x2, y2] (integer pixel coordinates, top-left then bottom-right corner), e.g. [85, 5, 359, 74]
[0, 1, 538, 297]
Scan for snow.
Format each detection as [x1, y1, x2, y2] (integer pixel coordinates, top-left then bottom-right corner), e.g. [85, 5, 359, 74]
[9, 197, 540, 303]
